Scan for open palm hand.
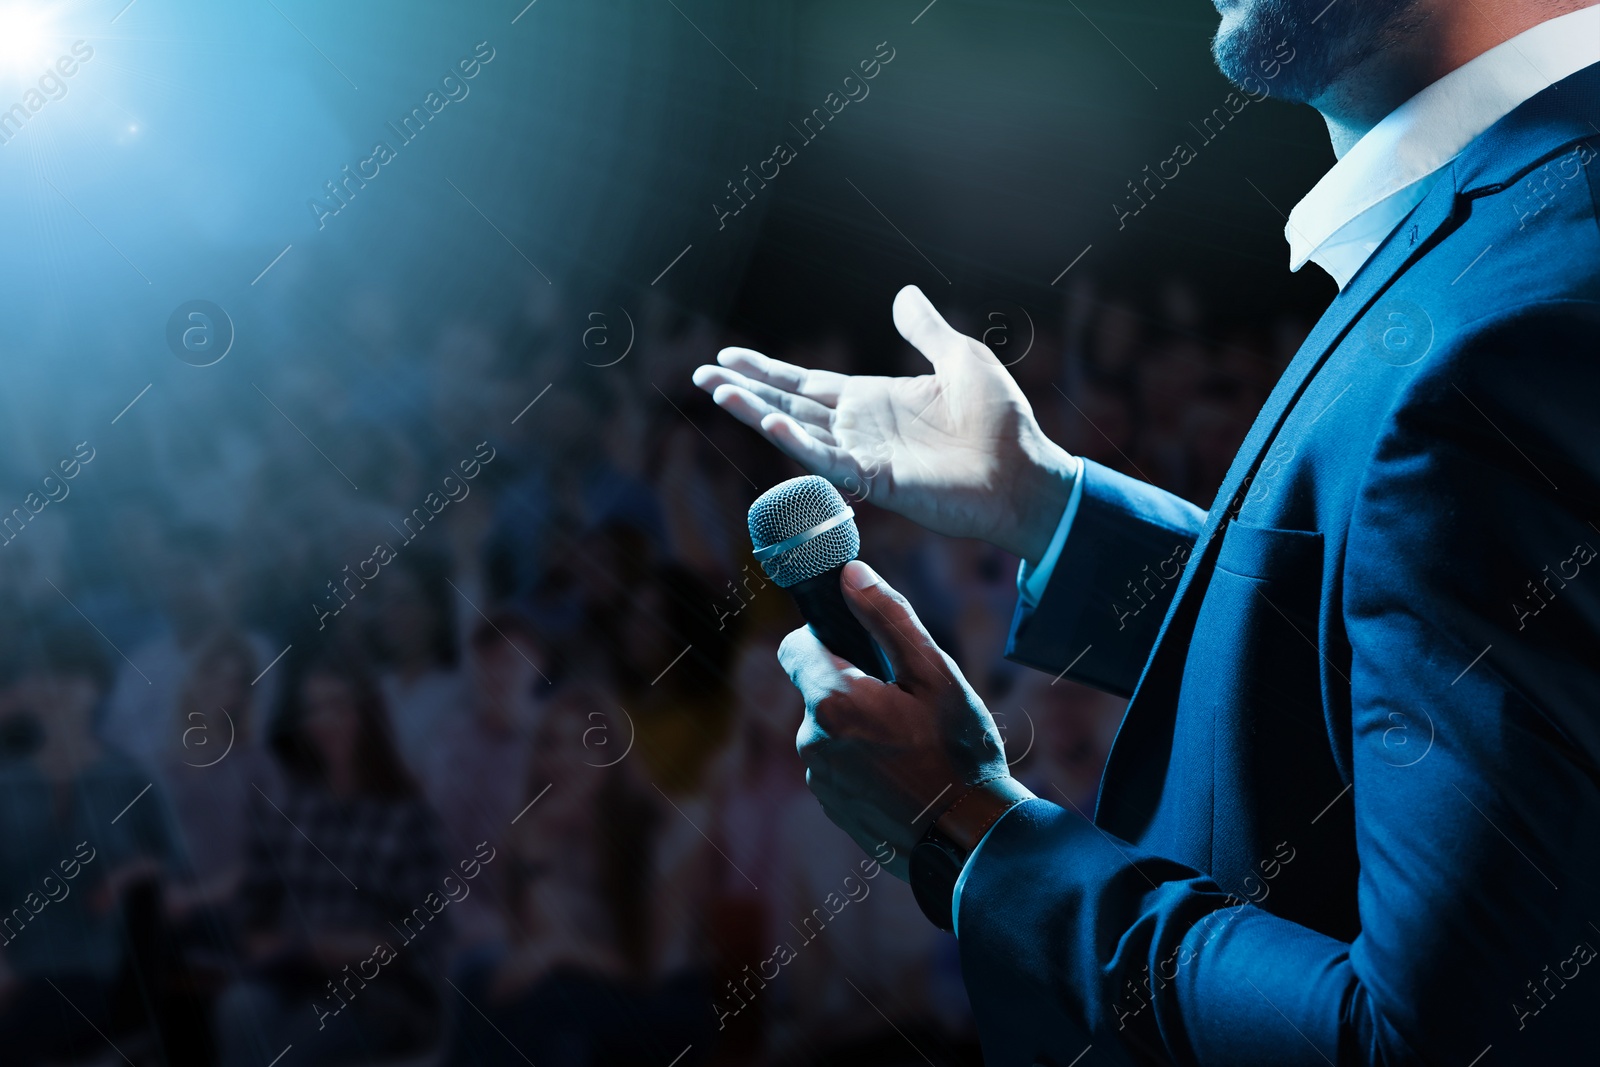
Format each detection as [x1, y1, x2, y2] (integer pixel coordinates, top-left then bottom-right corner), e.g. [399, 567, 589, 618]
[692, 285, 1075, 561]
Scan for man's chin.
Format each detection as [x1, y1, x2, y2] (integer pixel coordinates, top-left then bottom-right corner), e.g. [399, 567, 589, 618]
[1210, 0, 1421, 106]
[1210, 1, 1322, 103]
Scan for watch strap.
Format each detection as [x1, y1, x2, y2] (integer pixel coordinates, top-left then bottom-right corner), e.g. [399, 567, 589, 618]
[934, 775, 1035, 853]
[908, 777, 1033, 932]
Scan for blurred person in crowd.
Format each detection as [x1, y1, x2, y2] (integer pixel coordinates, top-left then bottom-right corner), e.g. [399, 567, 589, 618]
[712, 630, 807, 912]
[485, 374, 667, 614]
[371, 549, 464, 775]
[155, 633, 281, 913]
[1269, 315, 1309, 378]
[143, 633, 286, 1061]
[217, 646, 448, 1067]
[235, 458, 345, 638]
[765, 797, 975, 1067]
[524, 520, 657, 672]
[339, 288, 431, 430]
[449, 679, 712, 1067]
[441, 458, 499, 650]
[102, 524, 279, 770]
[705, 629, 808, 1059]
[446, 680, 628, 1066]
[0, 622, 190, 1065]
[657, 384, 793, 587]
[1156, 279, 1204, 342]
[605, 563, 736, 796]
[605, 561, 730, 931]
[604, 563, 736, 1058]
[423, 610, 548, 952]
[233, 445, 402, 645]
[656, 422, 739, 580]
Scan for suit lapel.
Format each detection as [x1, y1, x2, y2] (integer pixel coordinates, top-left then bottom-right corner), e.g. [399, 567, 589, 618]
[1093, 176, 1466, 835]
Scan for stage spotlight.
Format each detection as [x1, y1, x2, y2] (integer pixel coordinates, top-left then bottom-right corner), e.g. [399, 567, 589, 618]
[0, 4, 55, 75]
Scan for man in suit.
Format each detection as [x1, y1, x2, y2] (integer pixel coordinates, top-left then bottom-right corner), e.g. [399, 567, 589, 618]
[693, 0, 1600, 1061]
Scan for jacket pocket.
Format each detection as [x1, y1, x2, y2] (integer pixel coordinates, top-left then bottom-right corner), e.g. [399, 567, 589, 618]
[1215, 520, 1323, 581]
[1214, 520, 1324, 627]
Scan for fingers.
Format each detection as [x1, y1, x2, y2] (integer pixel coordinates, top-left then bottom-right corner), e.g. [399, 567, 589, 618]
[692, 368, 854, 479]
[713, 347, 846, 405]
[759, 412, 858, 481]
[693, 364, 836, 433]
[891, 285, 1001, 369]
[778, 625, 873, 714]
[691, 370, 769, 435]
[695, 347, 855, 478]
[693, 350, 855, 481]
[839, 560, 945, 687]
[721, 381, 829, 438]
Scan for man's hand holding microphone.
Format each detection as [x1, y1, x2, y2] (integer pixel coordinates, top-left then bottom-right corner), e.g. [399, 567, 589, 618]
[692, 285, 1077, 925]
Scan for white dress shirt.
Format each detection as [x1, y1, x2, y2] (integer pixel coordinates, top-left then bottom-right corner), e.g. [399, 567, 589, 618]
[967, 7, 1600, 937]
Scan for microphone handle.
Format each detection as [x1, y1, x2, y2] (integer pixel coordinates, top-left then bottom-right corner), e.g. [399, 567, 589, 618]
[787, 563, 894, 683]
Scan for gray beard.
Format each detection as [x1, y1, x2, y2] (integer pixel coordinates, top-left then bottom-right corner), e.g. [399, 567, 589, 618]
[1211, 0, 1424, 103]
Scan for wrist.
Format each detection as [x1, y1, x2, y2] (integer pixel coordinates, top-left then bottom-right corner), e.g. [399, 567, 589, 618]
[931, 775, 1035, 853]
[910, 776, 1034, 932]
[997, 433, 1077, 564]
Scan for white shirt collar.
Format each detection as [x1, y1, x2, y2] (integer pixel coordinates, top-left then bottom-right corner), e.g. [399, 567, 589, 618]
[1288, 4, 1600, 289]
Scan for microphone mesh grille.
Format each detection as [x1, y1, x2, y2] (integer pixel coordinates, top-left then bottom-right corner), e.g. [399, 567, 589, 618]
[748, 475, 859, 588]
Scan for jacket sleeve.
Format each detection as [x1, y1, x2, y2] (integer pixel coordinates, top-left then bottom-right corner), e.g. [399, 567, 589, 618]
[960, 303, 1600, 1065]
[1005, 458, 1204, 696]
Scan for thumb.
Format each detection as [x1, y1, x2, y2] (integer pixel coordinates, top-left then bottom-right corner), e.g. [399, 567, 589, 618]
[892, 285, 1000, 370]
[839, 560, 943, 687]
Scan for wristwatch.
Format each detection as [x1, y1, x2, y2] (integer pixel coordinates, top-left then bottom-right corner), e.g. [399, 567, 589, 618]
[910, 776, 1034, 931]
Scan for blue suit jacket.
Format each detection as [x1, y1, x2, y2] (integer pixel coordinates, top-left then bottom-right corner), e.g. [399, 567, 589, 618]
[963, 62, 1600, 1065]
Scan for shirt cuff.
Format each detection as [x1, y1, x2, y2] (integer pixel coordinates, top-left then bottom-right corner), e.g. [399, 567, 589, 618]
[1015, 453, 1085, 610]
[951, 799, 1030, 938]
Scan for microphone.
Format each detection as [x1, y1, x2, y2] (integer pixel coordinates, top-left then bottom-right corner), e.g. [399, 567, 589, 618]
[748, 476, 894, 682]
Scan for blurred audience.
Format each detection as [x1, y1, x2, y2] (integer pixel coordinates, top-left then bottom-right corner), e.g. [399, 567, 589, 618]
[0, 272, 1301, 1064]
